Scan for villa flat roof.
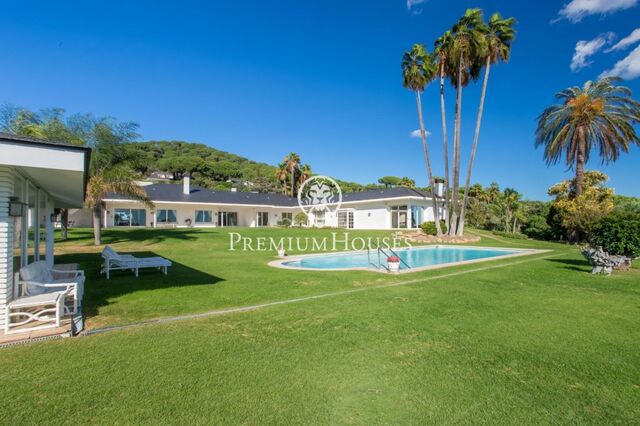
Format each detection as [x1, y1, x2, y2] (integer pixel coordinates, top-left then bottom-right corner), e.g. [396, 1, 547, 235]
[105, 183, 433, 207]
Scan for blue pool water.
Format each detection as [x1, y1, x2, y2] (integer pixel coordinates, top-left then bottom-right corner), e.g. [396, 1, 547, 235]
[281, 246, 525, 270]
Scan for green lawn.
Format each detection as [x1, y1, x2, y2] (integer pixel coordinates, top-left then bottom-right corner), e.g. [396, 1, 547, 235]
[1, 228, 639, 424]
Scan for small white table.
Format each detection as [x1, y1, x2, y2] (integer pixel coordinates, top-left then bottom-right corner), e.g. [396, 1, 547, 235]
[5, 292, 63, 335]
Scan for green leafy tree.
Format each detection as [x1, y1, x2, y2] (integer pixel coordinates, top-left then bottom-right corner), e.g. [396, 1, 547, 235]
[378, 176, 402, 188]
[0, 105, 150, 244]
[399, 177, 416, 188]
[548, 171, 614, 241]
[536, 77, 640, 196]
[401, 43, 443, 236]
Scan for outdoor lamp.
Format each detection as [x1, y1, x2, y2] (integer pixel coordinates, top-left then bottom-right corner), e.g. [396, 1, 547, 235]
[8, 197, 26, 217]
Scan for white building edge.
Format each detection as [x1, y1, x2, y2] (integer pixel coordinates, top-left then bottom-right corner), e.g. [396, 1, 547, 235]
[100, 176, 445, 230]
[0, 133, 90, 332]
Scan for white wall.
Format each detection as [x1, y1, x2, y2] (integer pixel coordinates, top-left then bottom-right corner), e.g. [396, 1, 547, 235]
[0, 166, 15, 329]
[103, 198, 439, 230]
[104, 201, 293, 228]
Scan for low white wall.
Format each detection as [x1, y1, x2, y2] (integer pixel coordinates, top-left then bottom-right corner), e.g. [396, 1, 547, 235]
[68, 208, 92, 228]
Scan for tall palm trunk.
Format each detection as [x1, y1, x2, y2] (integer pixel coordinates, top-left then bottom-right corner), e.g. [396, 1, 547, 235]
[290, 170, 295, 197]
[439, 59, 451, 230]
[575, 126, 586, 196]
[60, 208, 69, 240]
[449, 54, 464, 236]
[416, 92, 443, 236]
[457, 57, 491, 236]
[92, 205, 102, 246]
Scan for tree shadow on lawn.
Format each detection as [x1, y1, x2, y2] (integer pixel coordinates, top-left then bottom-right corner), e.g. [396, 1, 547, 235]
[546, 257, 592, 273]
[53, 250, 224, 321]
[60, 228, 208, 246]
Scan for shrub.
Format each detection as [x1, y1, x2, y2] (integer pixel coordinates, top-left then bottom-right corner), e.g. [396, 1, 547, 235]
[293, 212, 308, 227]
[277, 218, 292, 227]
[420, 220, 447, 236]
[492, 230, 528, 239]
[588, 212, 640, 257]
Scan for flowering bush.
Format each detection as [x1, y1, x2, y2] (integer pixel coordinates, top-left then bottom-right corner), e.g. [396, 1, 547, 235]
[387, 256, 400, 263]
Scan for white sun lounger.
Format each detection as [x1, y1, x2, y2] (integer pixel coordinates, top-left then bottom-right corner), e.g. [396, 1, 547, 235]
[100, 246, 172, 279]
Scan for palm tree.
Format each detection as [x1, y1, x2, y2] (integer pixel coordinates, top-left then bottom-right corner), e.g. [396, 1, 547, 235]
[457, 12, 516, 236]
[284, 153, 301, 197]
[434, 30, 454, 230]
[402, 44, 443, 235]
[399, 177, 416, 188]
[299, 164, 312, 186]
[85, 166, 153, 245]
[275, 162, 289, 194]
[447, 8, 485, 236]
[535, 77, 640, 196]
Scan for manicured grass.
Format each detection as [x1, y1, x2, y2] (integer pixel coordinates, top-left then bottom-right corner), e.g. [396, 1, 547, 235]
[1, 228, 638, 424]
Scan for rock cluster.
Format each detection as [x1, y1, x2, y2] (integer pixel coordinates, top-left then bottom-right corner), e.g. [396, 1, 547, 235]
[581, 246, 632, 275]
[395, 231, 481, 244]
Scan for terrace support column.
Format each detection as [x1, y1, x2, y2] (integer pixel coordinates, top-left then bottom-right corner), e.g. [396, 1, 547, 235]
[0, 166, 15, 330]
[21, 181, 29, 268]
[45, 195, 55, 268]
[34, 189, 40, 261]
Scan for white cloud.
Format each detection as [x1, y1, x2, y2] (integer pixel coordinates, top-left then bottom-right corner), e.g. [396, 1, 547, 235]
[406, 0, 425, 14]
[606, 28, 640, 51]
[410, 129, 431, 138]
[600, 45, 640, 79]
[557, 0, 638, 22]
[571, 33, 615, 71]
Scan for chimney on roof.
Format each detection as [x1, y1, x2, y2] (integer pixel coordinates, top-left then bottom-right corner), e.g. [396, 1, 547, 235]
[183, 176, 190, 195]
[435, 179, 445, 198]
[230, 187, 237, 192]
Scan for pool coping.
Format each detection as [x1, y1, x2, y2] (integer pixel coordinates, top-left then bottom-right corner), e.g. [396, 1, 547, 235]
[268, 245, 550, 274]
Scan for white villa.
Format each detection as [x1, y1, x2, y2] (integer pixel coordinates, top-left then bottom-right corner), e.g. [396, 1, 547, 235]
[0, 133, 90, 338]
[101, 177, 445, 230]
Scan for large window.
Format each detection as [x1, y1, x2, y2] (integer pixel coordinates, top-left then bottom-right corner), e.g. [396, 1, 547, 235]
[337, 211, 354, 228]
[257, 212, 269, 227]
[391, 205, 408, 228]
[217, 211, 238, 227]
[156, 209, 177, 224]
[195, 210, 213, 223]
[410, 206, 423, 228]
[281, 212, 293, 222]
[115, 208, 146, 227]
[314, 211, 325, 227]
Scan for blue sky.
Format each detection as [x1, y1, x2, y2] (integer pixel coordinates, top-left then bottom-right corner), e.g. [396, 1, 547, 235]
[1, 0, 639, 200]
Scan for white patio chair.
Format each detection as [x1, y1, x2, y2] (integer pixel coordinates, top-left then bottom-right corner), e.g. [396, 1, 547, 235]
[100, 246, 172, 279]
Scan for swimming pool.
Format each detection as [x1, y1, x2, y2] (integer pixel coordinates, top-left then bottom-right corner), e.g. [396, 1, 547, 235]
[271, 245, 541, 273]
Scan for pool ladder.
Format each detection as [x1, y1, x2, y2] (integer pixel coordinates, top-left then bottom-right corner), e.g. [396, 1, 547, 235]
[367, 245, 411, 271]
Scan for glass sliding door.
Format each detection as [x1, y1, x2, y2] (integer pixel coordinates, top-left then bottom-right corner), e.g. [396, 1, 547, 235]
[337, 211, 354, 228]
[217, 211, 238, 227]
[195, 210, 213, 224]
[391, 205, 408, 228]
[156, 209, 177, 224]
[131, 209, 146, 226]
[115, 208, 146, 226]
[410, 206, 422, 228]
[256, 212, 269, 227]
[114, 209, 131, 226]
